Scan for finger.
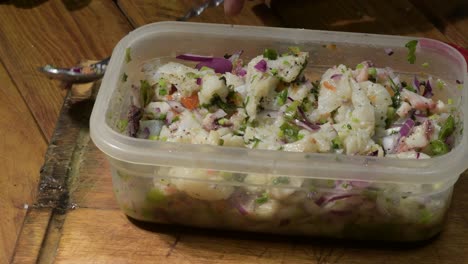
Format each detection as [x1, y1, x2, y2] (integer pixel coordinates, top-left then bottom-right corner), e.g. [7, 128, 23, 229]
[224, 0, 246, 16]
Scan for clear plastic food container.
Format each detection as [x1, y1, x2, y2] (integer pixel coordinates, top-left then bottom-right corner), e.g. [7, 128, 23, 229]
[90, 22, 468, 241]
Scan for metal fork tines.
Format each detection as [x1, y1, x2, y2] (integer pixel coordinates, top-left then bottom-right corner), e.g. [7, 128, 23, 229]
[177, 0, 224, 21]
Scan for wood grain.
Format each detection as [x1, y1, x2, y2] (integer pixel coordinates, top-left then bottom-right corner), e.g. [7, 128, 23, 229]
[409, 0, 468, 47]
[0, 0, 131, 140]
[53, 198, 468, 264]
[11, 209, 52, 264]
[0, 61, 47, 264]
[270, 0, 448, 41]
[117, 0, 282, 27]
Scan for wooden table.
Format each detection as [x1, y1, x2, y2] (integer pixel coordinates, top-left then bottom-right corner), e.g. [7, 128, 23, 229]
[1, 0, 467, 263]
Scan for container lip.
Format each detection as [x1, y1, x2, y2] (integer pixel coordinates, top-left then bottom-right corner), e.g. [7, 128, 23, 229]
[90, 21, 468, 183]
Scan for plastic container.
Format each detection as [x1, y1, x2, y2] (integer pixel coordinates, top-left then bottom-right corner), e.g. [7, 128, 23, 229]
[90, 22, 468, 241]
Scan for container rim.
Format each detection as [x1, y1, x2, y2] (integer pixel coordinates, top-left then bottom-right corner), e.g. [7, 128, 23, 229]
[90, 21, 468, 184]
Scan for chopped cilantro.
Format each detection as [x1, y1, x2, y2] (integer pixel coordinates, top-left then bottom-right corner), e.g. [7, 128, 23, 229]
[122, 72, 128, 82]
[218, 139, 225, 146]
[270, 68, 278, 76]
[263, 48, 278, 60]
[368, 67, 377, 77]
[405, 40, 418, 64]
[255, 192, 269, 204]
[332, 137, 342, 149]
[356, 63, 364, 69]
[388, 77, 401, 108]
[283, 60, 291, 66]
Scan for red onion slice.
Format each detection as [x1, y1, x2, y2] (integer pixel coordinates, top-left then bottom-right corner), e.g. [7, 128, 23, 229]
[196, 58, 233, 74]
[399, 118, 415, 137]
[176, 53, 213, 62]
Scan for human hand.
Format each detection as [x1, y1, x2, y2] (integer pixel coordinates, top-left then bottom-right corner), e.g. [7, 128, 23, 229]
[224, 0, 246, 16]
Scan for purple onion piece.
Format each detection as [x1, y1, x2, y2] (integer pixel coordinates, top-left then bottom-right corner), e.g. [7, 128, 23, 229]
[399, 118, 415, 137]
[237, 68, 247, 77]
[297, 107, 321, 130]
[456, 80, 463, 84]
[176, 53, 213, 62]
[416, 152, 421, 159]
[196, 78, 202, 85]
[384, 48, 394, 56]
[422, 79, 434, 98]
[196, 58, 233, 74]
[254, 59, 267, 72]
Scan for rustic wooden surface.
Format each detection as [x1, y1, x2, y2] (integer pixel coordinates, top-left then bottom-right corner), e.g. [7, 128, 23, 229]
[0, 0, 467, 263]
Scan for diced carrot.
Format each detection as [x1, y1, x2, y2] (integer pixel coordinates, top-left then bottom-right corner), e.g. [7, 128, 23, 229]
[323, 81, 336, 92]
[181, 93, 199, 110]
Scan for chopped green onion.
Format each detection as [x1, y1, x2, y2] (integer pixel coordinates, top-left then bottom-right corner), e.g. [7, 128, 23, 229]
[186, 72, 199, 78]
[218, 139, 224, 146]
[356, 63, 364, 69]
[284, 101, 300, 120]
[368, 67, 377, 76]
[422, 62, 429, 68]
[200, 66, 213, 71]
[149, 135, 159, 140]
[279, 122, 301, 142]
[276, 89, 288, 106]
[122, 72, 128, 82]
[447, 98, 453, 105]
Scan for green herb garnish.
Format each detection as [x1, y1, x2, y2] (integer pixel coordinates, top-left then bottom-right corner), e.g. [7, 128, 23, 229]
[332, 137, 343, 149]
[279, 122, 301, 142]
[263, 48, 278, 60]
[122, 72, 128, 82]
[159, 88, 168, 96]
[276, 89, 288, 106]
[388, 77, 401, 108]
[140, 79, 155, 107]
[255, 192, 269, 204]
[405, 40, 418, 64]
